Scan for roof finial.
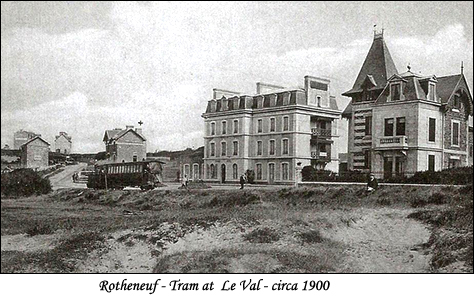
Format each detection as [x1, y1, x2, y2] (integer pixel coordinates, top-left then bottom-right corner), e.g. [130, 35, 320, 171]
[461, 61, 464, 75]
[407, 63, 411, 72]
[138, 120, 143, 126]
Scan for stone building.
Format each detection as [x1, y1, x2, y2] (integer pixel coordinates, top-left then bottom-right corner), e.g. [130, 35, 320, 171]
[20, 136, 50, 169]
[54, 132, 72, 154]
[202, 76, 343, 184]
[103, 126, 146, 163]
[13, 130, 38, 149]
[342, 30, 473, 179]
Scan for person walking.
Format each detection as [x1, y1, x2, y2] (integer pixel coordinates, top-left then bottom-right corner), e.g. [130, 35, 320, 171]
[182, 174, 189, 189]
[239, 174, 246, 189]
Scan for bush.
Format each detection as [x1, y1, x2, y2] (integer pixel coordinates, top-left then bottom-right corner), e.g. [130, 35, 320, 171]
[26, 223, 54, 236]
[302, 166, 336, 182]
[206, 191, 261, 208]
[1, 168, 52, 197]
[297, 230, 324, 244]
[245, 169, 255, 184]
[406, 167, 473, 185]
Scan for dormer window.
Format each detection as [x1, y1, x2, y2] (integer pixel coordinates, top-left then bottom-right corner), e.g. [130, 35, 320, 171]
[391, 83, 401, 101]
[453, 94, 461, 109]
[428, 83, 436, 101]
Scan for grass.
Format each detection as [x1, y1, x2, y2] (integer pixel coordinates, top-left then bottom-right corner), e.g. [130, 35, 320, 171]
[1, 184, 472, 273]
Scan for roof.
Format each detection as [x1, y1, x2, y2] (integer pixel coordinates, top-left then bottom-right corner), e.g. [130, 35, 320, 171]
[55, 132, 72, 143]
[21, 136, 50, 148]
[343, 33, 398, 96]
[436, 74, 462, 104]
[103, 128, 146, 143]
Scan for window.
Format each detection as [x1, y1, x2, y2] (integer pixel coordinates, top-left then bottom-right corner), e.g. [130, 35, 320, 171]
[221, 121, 227, 135]
[282, 139, 289, 155]
[283, 116, 289, 131]
[429, 118, 436, 142]
[233, 120, 239, 134]
[453, 95, 461, 109]
[233, 141, 238, 156]
[384, 118, 394, 136]
[429, 83, 436, 101]
[133, 155, 138, 162]
[270, 118, 276, 132]
[282, 163, 289, 180]
[391, 83, 401, 101]
[257, 141, 262, 156]
[319, 144, 327, 156]
[221, 141, 227, 156]
[452, 122, 460, 146]
[256, 164, 262, 180]
[365, 116, 372, 136]
[232, 164, 238, 179]
[269, 140, 276, 155]
[396, 117, 406, 136]
[210, 122, 216, 135]
[316, 96, 321, 107]
[257, 119, 263, 133]
[428, 155, 435, 172]
[210, 142, 215, 157]
[364, 149, 371, 169]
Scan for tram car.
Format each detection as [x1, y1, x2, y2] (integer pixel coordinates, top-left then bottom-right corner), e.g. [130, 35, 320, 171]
[87, 160, 165, 190]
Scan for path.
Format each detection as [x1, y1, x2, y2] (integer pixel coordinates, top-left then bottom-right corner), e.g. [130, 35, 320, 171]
[49, 163, 87, 190]
[325, 208, 432, 273]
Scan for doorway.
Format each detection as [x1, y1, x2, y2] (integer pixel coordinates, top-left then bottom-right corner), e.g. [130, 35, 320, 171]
[383, 156, 393, 179]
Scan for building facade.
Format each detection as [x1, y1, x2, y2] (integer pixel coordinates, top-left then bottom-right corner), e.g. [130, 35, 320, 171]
[13, 130, 38, 150]
[103, 126, 146, 163]
[343, 30, 473, 179]
[54, 132, 72, 154]
[202, 76, 343, 184]
[20, 136, 50, 169]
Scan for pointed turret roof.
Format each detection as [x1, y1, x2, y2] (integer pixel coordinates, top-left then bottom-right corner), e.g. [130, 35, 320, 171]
[343, 31, 398, 96]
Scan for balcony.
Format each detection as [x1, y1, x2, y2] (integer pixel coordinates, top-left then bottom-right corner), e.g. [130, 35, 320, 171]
[311, 151, 330, 161]
[311, 128, 332, 137]
[375, 136, 408, 150]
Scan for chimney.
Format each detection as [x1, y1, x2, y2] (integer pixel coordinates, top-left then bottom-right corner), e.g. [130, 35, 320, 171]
[136, 128, 142, 135]
[126, 125, 134, 130]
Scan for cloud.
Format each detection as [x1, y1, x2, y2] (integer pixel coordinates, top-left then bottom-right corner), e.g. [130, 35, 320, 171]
[1, 1, 472, 154]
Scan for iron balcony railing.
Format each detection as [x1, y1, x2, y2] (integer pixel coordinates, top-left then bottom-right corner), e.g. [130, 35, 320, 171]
[311, 128, 332, 137]
[377, 136, 408, 149]
[311, 151, 330, 160]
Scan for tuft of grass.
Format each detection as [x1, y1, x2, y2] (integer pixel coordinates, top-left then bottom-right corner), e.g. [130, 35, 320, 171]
[297, 230, 325, 244]
[243, 227, 280, 243]
[26, 223, 54, 236]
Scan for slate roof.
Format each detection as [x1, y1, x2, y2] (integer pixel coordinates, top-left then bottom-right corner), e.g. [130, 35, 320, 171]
[343, 34, 398, 96]
[21, 136, 50, 148]
[55, 132, 72, 143]
[103, 128, 146, 143]
[436, 74, 462, 104]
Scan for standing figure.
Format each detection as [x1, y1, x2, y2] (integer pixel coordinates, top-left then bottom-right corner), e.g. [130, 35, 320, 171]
[240, 174, 246, 189]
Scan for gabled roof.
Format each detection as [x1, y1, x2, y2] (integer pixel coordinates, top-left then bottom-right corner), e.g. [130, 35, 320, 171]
[55, 132, 72, 143]
[343, 33, 398, 96]
[103, 128, 146, 143]
[21, 136, 50, 148]
[436, 74, 462, 104]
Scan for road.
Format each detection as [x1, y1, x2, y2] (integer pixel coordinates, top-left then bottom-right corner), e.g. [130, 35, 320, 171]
[49, 163, 87, 190]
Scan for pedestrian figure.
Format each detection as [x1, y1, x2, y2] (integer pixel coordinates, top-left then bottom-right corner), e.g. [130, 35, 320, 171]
[367, 173, 378, 192]
[181, 174, 189, 189]
[240, 174, 246, 189]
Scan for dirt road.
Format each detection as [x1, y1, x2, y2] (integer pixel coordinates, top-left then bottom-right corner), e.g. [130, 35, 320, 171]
[49, 163, 87, 190]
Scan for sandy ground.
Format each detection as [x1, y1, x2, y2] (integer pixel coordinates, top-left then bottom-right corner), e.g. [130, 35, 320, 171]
[1, 206, 431, 273]
[323, 208, 431, 273]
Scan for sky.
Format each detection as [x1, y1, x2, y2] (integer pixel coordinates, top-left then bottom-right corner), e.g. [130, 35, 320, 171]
[1, 1, 473, 153]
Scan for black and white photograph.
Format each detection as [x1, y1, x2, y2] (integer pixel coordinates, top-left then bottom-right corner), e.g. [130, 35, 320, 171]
[1, 0, 473, 284]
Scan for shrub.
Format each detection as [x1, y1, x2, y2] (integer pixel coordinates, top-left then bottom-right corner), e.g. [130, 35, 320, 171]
[26, 223, 54, 236]
[302, 166, 336, 182]
[1, 168, 52, 197]
[297, 230, 324, 244]
[243, 227, 280, 243]
[245, 169, 255, 184]
[206, 191, 261, 208]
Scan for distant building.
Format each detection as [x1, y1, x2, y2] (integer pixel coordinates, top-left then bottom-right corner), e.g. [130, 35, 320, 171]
[469, 118, 473, 166]
[13, 130, 38, 149]
[103, 125, 146, 163]
[54, 132, 72, 154]
[342, 30, 473, 179]
[202, 76, 343, 184]
[20, 136, 50, 169]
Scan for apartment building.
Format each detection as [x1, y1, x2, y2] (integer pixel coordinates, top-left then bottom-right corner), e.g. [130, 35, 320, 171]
[202, 76, 343, 184]
[343, 30, 473, 179]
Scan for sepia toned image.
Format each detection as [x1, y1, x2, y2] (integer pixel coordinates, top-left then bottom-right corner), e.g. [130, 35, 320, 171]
[1, 1, 472, 274]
